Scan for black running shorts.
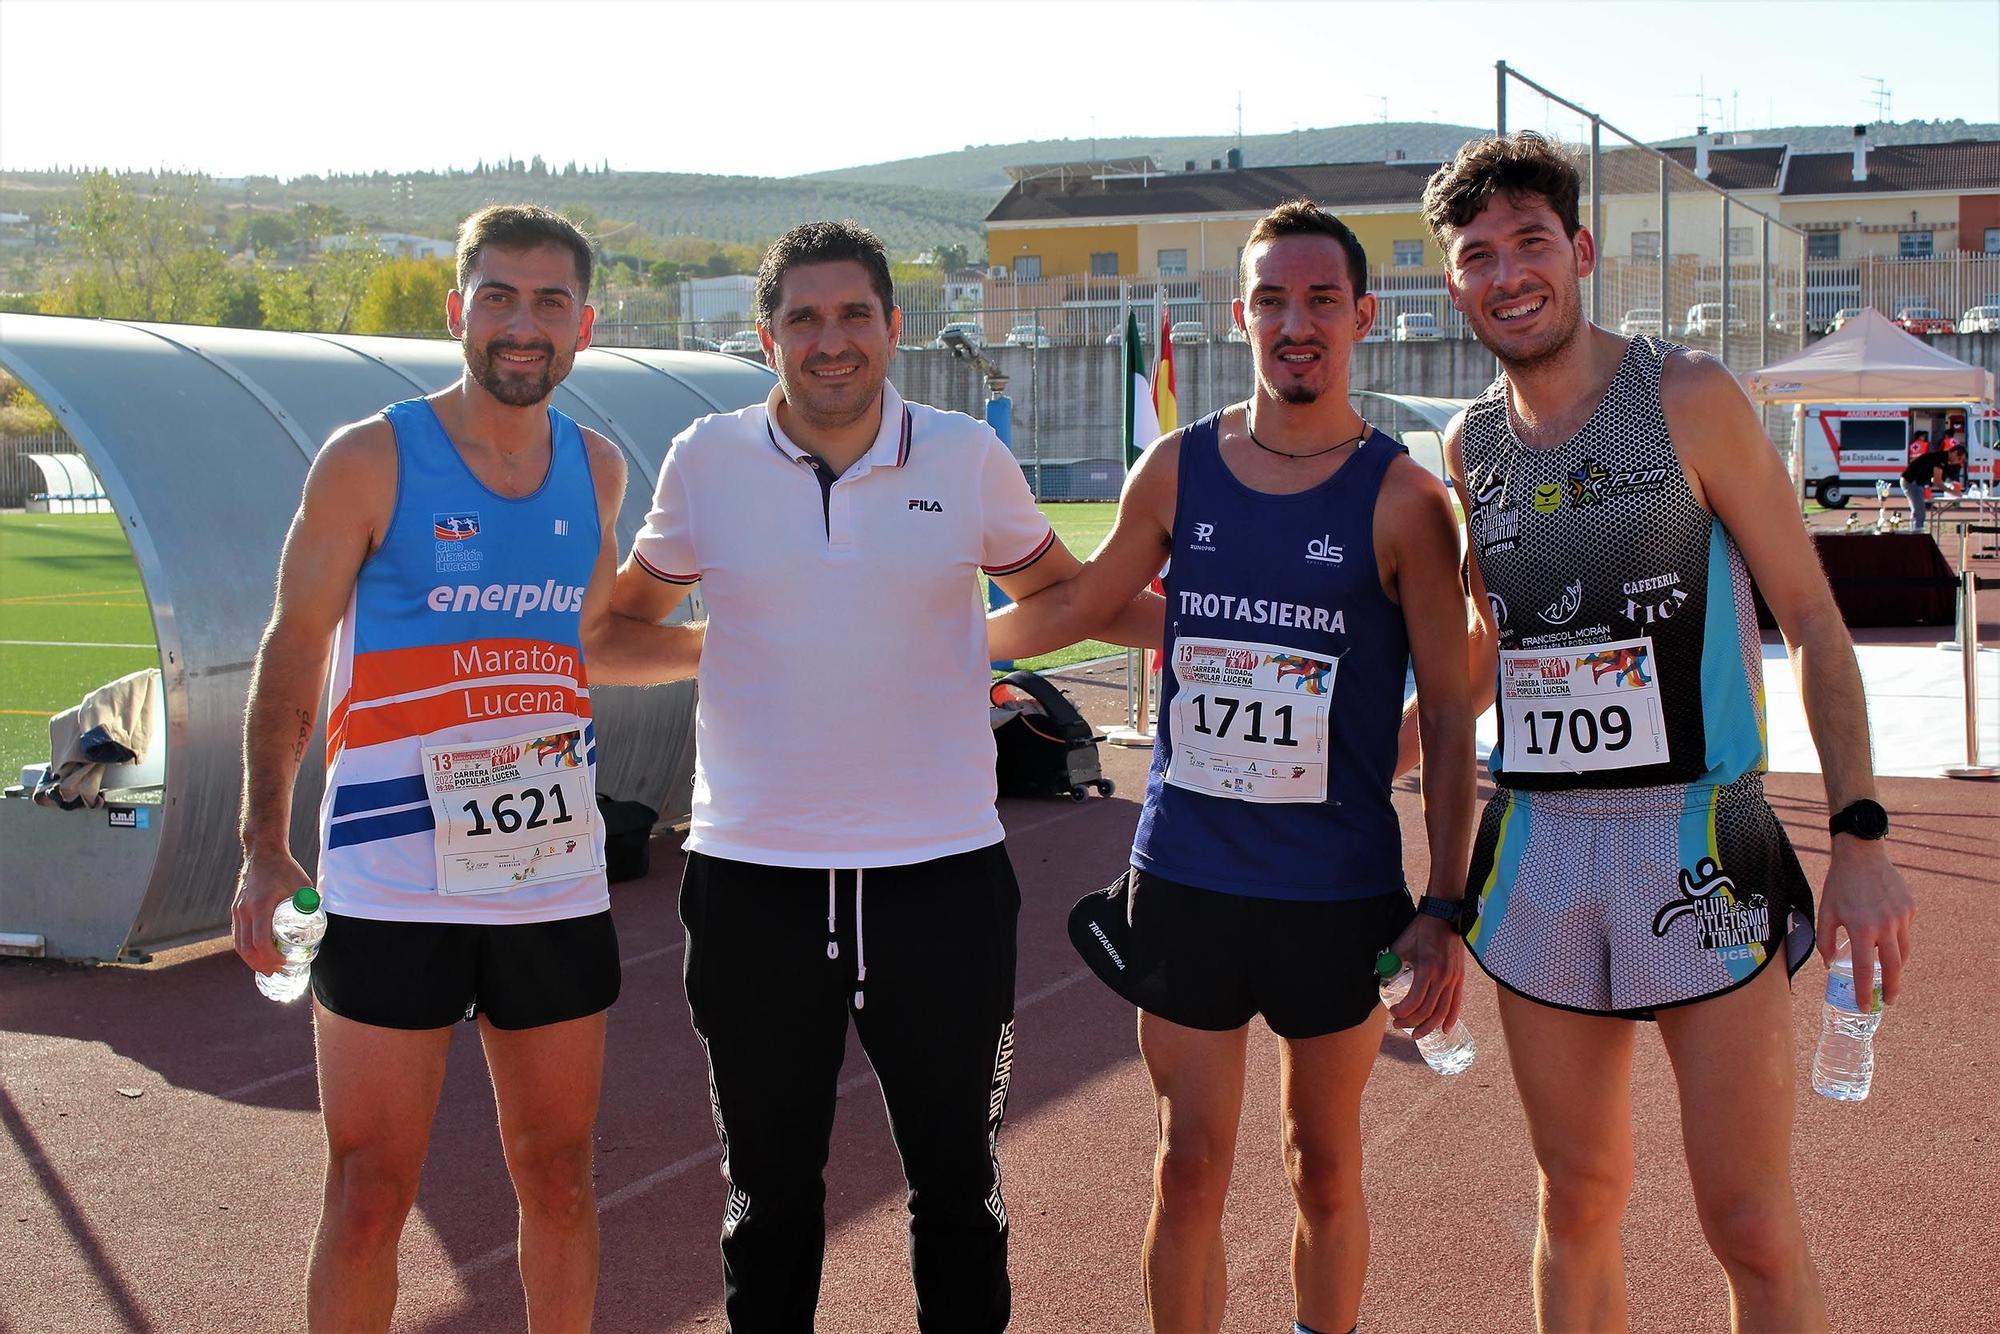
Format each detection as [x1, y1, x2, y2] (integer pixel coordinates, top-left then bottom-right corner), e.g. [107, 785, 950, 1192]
[311, 909, 620, 1030]
[1069, 869, 1415, 1039]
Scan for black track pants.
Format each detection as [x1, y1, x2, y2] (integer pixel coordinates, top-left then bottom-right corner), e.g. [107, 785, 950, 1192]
[680, 842, 1020, 1333]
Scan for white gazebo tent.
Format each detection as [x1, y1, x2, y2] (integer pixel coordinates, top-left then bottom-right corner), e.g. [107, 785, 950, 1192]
[1744, 308, 1997, 505]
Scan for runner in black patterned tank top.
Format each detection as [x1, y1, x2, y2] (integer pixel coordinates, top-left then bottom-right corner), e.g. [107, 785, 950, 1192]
[1399, 134, 1915, 1334]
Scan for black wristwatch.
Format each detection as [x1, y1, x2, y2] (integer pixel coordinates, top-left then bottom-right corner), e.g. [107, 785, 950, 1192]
[1828, 799, 1889, 840]
[1417, 895, 1473, 933]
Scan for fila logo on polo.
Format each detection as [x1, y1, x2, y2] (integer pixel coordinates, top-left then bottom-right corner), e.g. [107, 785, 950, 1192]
[1306, 536, 1344, 565]
[908, 498, 943, 512]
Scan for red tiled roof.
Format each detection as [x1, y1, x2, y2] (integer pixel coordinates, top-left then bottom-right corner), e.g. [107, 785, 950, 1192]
[986, 159, 1442, 224]
[1782, 140, 2000, 196]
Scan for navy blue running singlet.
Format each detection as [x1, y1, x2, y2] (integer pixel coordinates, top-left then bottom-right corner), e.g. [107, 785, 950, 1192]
[1131, 410, 1411, 902]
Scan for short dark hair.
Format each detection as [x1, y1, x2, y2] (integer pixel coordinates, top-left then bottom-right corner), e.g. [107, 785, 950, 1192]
[456, 205, 594, 298]
[1240, 199, 1368, 296]
[1421, 131, 1583, 245]
[756, 220, 896, 325]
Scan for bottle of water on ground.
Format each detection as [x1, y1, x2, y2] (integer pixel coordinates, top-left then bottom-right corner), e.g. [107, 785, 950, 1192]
[256, 887, 326, 1003]
[1811, 940, 1884, 1101]
[1376, 951, 1476, 1075]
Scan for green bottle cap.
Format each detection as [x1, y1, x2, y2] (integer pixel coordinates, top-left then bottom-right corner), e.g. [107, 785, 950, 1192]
[292, 886, 320, 914]
[1374, 950, 1401, 980]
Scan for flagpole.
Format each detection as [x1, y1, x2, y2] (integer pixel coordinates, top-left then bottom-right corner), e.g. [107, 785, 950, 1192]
[1107, 300, 1165, 749]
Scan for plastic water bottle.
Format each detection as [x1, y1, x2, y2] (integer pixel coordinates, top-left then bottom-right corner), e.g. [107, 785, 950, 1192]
[1811, 941, 1884, 1101]
[1375, 951, 1476, 1075]
[255, 887, 326, 1003]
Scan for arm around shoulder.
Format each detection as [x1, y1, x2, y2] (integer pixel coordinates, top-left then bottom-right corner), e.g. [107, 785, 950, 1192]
[986, 431, 1179, 661]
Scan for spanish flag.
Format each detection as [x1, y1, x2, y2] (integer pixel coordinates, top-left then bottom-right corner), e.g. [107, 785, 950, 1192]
[1153, 303, 1178, 439]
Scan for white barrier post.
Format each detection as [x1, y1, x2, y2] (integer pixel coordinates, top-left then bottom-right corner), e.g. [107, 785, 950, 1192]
[1946, 568, 1998, 780]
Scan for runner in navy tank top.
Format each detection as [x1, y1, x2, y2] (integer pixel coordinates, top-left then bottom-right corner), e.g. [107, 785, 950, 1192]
[990, 201, 1476, 1334]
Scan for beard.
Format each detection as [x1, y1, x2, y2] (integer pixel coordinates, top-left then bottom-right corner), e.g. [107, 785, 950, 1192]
[467, 337, 562, 407]
[781, 355, 884, 430]
[1475, 286, 1586, 374]
[1257, 340, 1329, 405]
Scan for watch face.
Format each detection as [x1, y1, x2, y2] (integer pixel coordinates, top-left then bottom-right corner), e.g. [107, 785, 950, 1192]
[1840, 801, 1889, 838]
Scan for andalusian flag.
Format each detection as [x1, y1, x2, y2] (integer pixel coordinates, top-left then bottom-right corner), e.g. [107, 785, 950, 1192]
[1121, 306, 1179, 469]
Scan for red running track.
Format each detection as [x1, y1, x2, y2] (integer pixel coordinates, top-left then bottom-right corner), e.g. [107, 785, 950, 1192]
[2, 663, 1995, 1332]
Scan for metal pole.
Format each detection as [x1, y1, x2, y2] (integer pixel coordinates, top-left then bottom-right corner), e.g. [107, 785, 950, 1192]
[1496, 61, 1507, 136]
[1946, 568, 1998, 779]
[1761, 217, 1772, 365]
[1659, 159, 1671, 340]
[1720, 196, 1732, 367]
[1589, 115, 1602, 325]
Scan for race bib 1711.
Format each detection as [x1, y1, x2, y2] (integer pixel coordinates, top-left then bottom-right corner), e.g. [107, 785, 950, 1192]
[1165, 636, 1334, 804]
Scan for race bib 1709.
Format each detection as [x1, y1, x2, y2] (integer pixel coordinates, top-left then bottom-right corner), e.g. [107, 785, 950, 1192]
[422, 728, 601, 895]
[1165, 635, 1334, 804]
[1499, 636, 1668, 775]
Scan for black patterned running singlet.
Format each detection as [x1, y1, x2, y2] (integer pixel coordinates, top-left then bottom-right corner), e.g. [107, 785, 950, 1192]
[1459, 337, 1766, 792]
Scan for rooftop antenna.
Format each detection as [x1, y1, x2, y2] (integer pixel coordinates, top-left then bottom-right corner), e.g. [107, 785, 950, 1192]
[1377, 95, 1389, 126]
[1862, 76, 1892, 122]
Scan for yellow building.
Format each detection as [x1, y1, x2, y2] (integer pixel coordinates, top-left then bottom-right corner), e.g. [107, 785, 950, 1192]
[988, 134, 2000, 275]
[984, 156, 1445, 282]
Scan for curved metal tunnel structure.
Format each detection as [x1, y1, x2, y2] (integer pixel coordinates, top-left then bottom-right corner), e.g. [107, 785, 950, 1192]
[0, 313, 775, 961]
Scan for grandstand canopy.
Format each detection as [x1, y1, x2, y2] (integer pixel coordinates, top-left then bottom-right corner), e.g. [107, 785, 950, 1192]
[0, 313, 774, 962]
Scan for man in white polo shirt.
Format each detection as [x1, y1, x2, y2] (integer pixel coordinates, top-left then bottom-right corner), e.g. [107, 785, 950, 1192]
[611, 220, 1153, 1332]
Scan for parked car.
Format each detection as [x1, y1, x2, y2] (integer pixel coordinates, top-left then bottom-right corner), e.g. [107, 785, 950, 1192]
[1392, 311, 1441, 342]
[1169, 320, 1208, 345]
[1618, 308, 1662, 337]
[680, 335, 722, 353]
[1681, 303, 1750, 338]
[1826, 307, 1866, 333]
[1223, 325, 1249, 344]
[1958, 305, 2000, 334]
[1005, 324, 1054, 348]
[1894, 306, 1954, 336]
[934, 320, 985, 351]
[718, 329, 763, 356]
[1104, 327, 1154, 345]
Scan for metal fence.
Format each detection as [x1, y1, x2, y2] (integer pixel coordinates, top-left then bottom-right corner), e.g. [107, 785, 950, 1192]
[1497, 62, 1808, 385]
[1805, 254, 2000, 331]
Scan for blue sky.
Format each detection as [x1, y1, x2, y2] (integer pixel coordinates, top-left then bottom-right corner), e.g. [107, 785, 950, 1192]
[3, 0, 1996, 179]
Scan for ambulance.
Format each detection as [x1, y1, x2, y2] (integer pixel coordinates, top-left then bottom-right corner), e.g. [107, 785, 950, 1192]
[1796, 404, 1998, 507]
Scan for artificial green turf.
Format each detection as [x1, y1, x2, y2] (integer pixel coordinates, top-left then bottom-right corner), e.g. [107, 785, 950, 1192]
[0, 512, 159, 782]
[993, 500, 1127, 676]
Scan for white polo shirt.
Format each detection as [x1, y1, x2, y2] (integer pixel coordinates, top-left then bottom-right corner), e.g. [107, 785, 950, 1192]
[632, 381, 1055, 868]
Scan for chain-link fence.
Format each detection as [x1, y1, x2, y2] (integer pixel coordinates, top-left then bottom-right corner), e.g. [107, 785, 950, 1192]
[1497, 63, 1808, 387]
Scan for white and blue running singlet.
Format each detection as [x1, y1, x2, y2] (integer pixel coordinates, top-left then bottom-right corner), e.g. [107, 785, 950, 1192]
[315, 398, 608, 923]
[1132, 410, 1412, 902]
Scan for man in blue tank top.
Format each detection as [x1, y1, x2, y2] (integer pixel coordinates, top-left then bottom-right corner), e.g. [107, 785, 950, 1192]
[990, 201, 1477, 1334]
[1405, 134, 1916, 1333]
[232, 205, 698, 1332]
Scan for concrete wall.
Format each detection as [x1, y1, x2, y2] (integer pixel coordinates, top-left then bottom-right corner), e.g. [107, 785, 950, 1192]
[887, 338, 1500, 475]
[891, 332, 1999, 486]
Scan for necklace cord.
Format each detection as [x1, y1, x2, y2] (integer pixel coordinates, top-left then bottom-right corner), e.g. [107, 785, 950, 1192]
[1245, 418, 1370, 460]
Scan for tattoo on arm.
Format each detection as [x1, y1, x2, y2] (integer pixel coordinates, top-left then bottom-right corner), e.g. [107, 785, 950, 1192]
[291, 708, 312, 762]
